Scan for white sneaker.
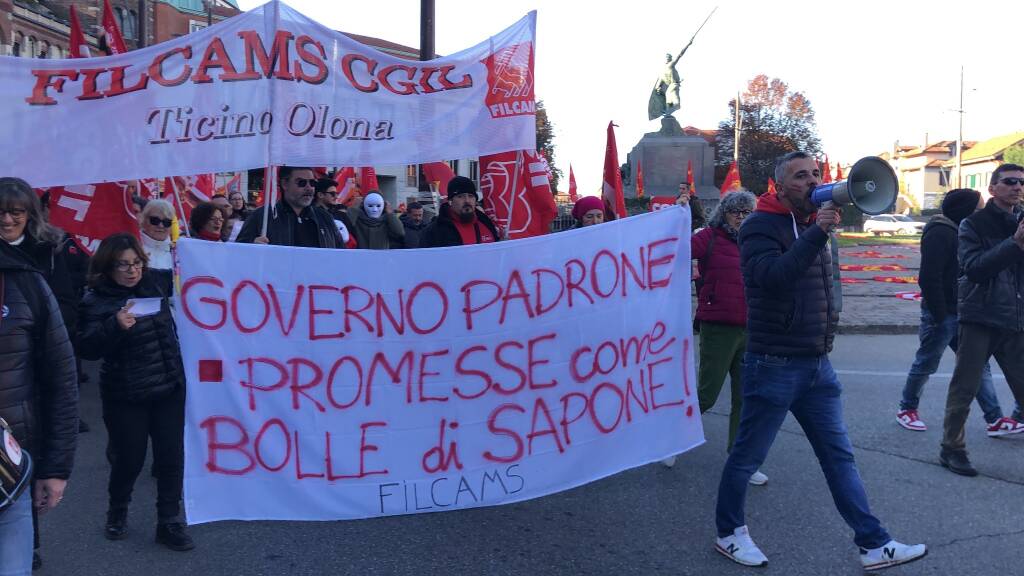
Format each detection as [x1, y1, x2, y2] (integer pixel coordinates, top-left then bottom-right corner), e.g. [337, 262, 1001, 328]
[715, 526, 768, 567]
[749, 470, 769, 486]
[661, 455, 677, 468]
[860, 540, 927, 571]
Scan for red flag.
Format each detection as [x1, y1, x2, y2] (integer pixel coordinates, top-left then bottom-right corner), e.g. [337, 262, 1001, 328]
[359, 167, 379, 194]
[821, 154, 833, 183]
[649, 196, 676, 212]
[687, 159, 695, 187]
[568, 164, 578, 203]
[332, 167, 357, 204]
[835, 163, 844, 181]
[636, 160, 645, 199]
[720, 162, 742, 196]
[422, 162, 456, 197]
[767, 177, 777, 195]
[68, 5, 91, 58]
[215, 173, 242, 197]
[480, 150, 557, 239]
[163, 174, 214, 223]
[44, 182, 139, 255]
[603, 122, 626, 218]
[137, 178, 160, 200]
[101, 0, 128, 55]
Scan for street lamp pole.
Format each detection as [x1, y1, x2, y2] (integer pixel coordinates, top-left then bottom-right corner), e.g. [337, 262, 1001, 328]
[137, 0, 146, 48]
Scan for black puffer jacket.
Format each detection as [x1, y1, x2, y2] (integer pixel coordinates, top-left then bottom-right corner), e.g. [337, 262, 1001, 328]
[235, 201, 344, 248]
[957, 200, 1024, 331]
[739, 211, 836, 356]
[420, 203, 501, 247]
[77, 270, 185, 403]
[0, 243, 78, 480]
[6, 233, 79, 340]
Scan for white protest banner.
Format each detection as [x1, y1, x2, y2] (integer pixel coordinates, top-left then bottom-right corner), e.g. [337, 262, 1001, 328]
[174, 207, 701, 523]
[0, 1, 536, 187]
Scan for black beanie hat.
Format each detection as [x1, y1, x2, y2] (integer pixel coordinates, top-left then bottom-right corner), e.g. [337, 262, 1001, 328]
[447, 176, 477, 200]
[942, 188, 981, 224]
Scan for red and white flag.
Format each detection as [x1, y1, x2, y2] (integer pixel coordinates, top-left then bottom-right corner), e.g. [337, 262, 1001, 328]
[332, 167, 357, 204]
[43, 182, 139, 255]
[603, 122, 626, 218]
[821, 154, 833, 183]
[480, 149, 557, 239]
[835, 163, 844, 181]
[215, 173, 242, 197]
[568, 164, 578, 203]
[68, 5, 91, 58]
[359, 167, 379, 194]
[163, 174, 214, 222]
[101, 0, 128, 55]
[422, 162, 456, 197]
[720, 161, 742, 196]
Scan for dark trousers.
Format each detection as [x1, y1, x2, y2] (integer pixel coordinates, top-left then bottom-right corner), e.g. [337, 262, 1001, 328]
[696, 322, 746, 450]
[102, 388, 185, 522]
[942, 323, 1024, 454]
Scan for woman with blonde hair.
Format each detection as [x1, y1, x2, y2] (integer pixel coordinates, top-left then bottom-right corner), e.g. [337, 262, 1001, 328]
[137, 199, 176, 270]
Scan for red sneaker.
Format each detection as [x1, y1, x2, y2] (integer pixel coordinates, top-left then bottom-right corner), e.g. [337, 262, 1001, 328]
[896, 410, 927, 431]
[986, 417, 1024, 437]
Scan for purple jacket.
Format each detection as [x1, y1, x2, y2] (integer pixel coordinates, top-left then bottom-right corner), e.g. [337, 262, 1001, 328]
[693, 226, 746, 327]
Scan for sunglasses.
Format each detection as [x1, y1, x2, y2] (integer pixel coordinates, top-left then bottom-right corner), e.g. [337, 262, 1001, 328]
[148, 216, 173, 228]
[293, 178, 315, 188]
[999, 177, 1024, 186]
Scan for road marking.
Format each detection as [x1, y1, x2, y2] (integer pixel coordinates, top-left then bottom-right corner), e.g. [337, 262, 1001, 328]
[835, 369, 1005, 380]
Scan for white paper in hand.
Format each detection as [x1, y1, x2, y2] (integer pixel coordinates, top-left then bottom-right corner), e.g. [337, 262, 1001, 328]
[126, 298, 162, 317]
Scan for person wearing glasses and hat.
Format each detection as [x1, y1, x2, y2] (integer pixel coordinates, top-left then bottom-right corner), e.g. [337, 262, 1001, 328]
[235, 166, 344, 248]
[420, 176, 500, 247]
[77, 233, 193, 552]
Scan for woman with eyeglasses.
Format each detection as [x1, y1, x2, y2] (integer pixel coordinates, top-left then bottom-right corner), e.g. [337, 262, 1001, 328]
[188, 202, 226, 242]
[77, 233, 194, 552]
[138, 200, 176, 270]
[664, 191, 767, 481]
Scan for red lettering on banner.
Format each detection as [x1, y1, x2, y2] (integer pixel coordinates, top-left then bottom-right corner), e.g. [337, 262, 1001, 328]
[527, 398, 564, 454]
[620, 248, 647, 296]
[483, 403, 525, 463]
[406, 282, 447, 335]
[342, 285, 374, 334]
[461, 279, 501, 330]
[590, 250, 620, 298]
[588, 382, 625, 434]
[527, 333, 557, 390]
[493, 340, 526, 395]
[341, 54, 378, 92]
[436, 65, 473, 90]
[326, 422, 388, 480]
[254, 418, 291, 472]
[500, 270, 534, 324]
[378, 64, 418, 95]
[308, 285, 344, 340]
[625, 372, 650, 421]
[25, 69, 79, 105]
[532, 268, 565, 316]
[453, 346, 492, 400]
[268, 283, 305, 336]
[238, 357, 288, 411]
[180, 276, 227, 330]
[375, 289, 405, 337]
[200, 416, 255, 475]
[422, 418, 463, 473]
[365, 351, 414, 406]
[648, 356, 683, 410]
[234, 30, 294, 81]
[105, 65, 149, 97]
[76, 68, 106, 101]
[293, 429, 325, 480]
[149, 46, 192, 87]
[192, 37, 241, 84]
[570, 346, 595, 384]
[417, 350, 450, 403]
[326, 356, 363, 409]
[294, 36, 328, 84]
[417, 66, 442, 94]
[558, 392, 589, 446]
[232, 280, 270, 333]
[287, 358, 326, 412]
[564, 259, 594, 307]
[646, 237, 678, 289]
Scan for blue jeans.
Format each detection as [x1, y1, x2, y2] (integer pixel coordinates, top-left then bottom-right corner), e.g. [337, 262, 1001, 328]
[717, 353, 891, 549]
[901, 309, 1002, 422]
[0, 493, 33, 576]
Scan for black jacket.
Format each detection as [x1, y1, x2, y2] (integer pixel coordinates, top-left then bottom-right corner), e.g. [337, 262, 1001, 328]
[400, 214, 432, 248]
[77, 270, 185, 403]
[6, 234, 79, 340]
[235, 202, 344, 248]
[0, 243, 78, 480]
[420, 204, 501, 248]
[957, 200, 1024, 331]
[918, 215, 960, 322]
[739, 211, 836, 356]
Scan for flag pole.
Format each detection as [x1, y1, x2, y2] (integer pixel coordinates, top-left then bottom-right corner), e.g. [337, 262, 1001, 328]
[261, 166, 275, 238]
[169, 178, 191, 238]
[505, 150, 522, 241]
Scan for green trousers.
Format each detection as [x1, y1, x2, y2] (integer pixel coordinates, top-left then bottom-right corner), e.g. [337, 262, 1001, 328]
[696, 321, 747, 451]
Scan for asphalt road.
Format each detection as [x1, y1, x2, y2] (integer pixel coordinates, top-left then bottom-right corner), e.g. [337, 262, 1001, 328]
[33, 334, 1024, 575]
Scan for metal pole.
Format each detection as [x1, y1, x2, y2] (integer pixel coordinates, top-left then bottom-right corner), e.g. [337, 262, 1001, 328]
[206, 0, 213, 27]
[733, 91, 740, 163]
[137, 0, 146, 48]
[420, 0, 435, 61]
[956, 66, 963, 189]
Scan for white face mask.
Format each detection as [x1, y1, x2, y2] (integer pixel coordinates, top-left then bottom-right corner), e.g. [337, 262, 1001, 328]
[364, 193, 384, 219]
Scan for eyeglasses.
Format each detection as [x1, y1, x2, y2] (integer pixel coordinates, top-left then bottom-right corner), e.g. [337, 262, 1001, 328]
[293, 178, 315, 188]
[114, 260, 144, 272]
[727, 209, 752, 217]
[148, 216, 173, 228]
[999, 177, 1024, 186]
[209, 216, 225, 223]
[0, 208, 27, 219]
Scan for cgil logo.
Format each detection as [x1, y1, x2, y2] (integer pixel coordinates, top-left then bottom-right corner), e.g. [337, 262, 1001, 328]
[482, 42, 535, 119]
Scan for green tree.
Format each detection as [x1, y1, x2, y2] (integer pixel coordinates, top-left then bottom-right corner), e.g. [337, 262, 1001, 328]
[535, 100, 563, 191]
[715, 75, 822, 195]
[1004, 144, 1024, 166]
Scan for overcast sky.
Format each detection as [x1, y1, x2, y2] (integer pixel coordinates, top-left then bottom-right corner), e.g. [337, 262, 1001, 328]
[238, 0, 1024, 193]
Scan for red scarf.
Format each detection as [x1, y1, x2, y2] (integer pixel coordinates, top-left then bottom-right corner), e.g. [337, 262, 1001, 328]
[197, 229, 222, 242]
[450, 210, 495, 245]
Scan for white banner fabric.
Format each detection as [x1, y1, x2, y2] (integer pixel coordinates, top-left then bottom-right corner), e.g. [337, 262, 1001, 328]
[0, 1, 536, 187]
[175, 207, 701, 523]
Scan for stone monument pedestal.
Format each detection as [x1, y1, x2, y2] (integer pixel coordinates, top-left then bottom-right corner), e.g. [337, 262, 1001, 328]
[624, 116, 717, 207]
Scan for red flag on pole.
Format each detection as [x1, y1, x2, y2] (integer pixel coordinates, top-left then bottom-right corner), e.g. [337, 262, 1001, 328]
[422, 162, 456, 198]
[687, 159, 695, 188]
[44, 182, 139, 255]
[69, 5, 91, 58]
[332, 167, 357, 204]
[360, 167, 379, 194]
[568, 164, 578, 203]
[480, 150, 558, 239]
[835, 163, 844, 181]
[603, 121, 627, 218]
[101, 0, 128, 54]
[720, 162, 742, 196]
[636, 160, 645, 199]
[215, 173, 242, 197]
[767, 177, 777, 195]
[821, 154, 833, 183]
[162, 174, 214, 223]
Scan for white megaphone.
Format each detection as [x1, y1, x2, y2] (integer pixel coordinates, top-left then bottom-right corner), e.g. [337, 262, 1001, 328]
[810, 156, 898, 215]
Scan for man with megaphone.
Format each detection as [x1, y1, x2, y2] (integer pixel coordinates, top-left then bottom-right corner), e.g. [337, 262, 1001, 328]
[713, 151, 927, 571]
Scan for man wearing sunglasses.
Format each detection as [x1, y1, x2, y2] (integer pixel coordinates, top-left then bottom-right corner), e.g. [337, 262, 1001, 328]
[236, 167, 344, 249]
[941, 163, 1024, 476]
